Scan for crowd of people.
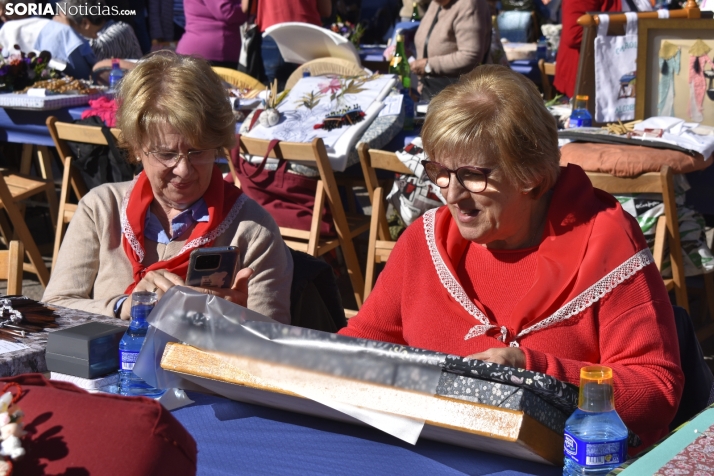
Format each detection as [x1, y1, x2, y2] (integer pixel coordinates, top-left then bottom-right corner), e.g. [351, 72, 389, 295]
[0, 0, 704, 461]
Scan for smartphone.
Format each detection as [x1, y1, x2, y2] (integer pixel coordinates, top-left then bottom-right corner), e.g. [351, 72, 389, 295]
[185, 246, 240, 288]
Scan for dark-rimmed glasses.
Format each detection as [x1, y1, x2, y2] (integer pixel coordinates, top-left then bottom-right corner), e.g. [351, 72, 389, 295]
[144, 149, 217, 168]
[421, 160, 493, 193]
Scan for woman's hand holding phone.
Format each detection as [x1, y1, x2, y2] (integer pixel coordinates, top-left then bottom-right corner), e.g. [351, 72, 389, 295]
[187, 267, 254, 307]
[119, 265, 254, 319]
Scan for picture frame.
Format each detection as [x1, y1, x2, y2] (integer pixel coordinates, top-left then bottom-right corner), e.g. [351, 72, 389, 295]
[635, 18, 714, 126]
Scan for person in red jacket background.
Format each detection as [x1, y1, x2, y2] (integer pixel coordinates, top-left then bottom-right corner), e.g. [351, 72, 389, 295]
[553, 0, 620, 98]
[339, 65, 683, 453]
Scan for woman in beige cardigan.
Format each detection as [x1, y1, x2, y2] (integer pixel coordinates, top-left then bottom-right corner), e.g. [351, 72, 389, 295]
[43, 51, 294, 324]
[412, 0, 492, 100]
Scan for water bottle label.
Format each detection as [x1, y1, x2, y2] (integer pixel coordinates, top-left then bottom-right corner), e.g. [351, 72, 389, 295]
[570, 117, 592, 128]
[119, 349, 139, 371]
[564, 431, 627, 467]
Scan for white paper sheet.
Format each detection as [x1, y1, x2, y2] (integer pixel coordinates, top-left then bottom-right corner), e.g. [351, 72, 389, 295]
[379, 94, 403, 117]
[0, 341, 29, 355]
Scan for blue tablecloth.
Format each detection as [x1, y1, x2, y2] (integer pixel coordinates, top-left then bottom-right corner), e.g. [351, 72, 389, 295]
[171, 392, 562, 476]
[0, 106, 87, 146]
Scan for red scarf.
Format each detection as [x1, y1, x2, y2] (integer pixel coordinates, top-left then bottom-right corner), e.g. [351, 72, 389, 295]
[431, 164, 650, 344]
[122, 166, 243, 294]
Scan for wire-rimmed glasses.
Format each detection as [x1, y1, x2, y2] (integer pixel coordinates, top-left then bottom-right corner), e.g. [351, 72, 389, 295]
[421, 160, 493, 193]
[144, 149, 217, 168]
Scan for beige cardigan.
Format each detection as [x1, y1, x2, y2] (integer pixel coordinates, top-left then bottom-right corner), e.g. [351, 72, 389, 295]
[43, 181, 294, 324]
[414, 0, 491, 76]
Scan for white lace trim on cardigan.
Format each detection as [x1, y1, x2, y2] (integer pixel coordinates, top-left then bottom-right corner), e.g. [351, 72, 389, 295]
[120, 178, 248, 263]
[423, 209, 495, 332]
[423, 208, 654, 346]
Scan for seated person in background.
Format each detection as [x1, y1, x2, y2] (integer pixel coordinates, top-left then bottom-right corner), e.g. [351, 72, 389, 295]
[0, 10, 95, 78]
[339, 65, 683, 453]
[43, 51, 294, 324]
[411, 0, 491, 100]
[58, 0, 143, 61]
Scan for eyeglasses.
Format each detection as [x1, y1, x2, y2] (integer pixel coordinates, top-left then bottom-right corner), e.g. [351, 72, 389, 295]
[144, 149, 217, 167]
[421, 160, 493, 193]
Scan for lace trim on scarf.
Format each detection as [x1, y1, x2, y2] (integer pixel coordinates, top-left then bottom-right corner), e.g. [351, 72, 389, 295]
[177, 194, 248, 256]
[423, 209, 494, 334]
[120, 175, 143, 262]
[120, 179, 248, 263]
[509, 248, 654, 346]
[423, 209, 654, 346]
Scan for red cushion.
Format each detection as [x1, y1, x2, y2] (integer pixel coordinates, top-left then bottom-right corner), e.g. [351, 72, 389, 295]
[4, 374, 196, 476]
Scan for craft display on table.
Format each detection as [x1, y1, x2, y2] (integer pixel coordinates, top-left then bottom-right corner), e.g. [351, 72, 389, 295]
[243, 74, 396, 171]
[0, 49, 104, 110]
[0, 297, 57, 342]
[635, 18, 714, 126]
[594, 13, 639, 123]
[134, 287, 579, 466]
[688, 39, 713, 122]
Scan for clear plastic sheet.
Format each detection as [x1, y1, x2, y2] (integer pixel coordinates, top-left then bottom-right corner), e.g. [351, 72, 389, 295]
[134, 287, 444, 444]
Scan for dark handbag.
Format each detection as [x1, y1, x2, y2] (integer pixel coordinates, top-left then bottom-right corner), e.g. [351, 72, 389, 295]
[226, 135, 336, 236]
[67, 116, 136, 189]
[237, 0, 265, 82]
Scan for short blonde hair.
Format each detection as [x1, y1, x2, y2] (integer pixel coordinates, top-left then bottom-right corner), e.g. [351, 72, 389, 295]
[116, 51, 236, 159]
[421, 65, 560, 197]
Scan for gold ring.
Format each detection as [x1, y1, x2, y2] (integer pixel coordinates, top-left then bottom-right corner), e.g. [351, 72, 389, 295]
[151, 286, 158, 293]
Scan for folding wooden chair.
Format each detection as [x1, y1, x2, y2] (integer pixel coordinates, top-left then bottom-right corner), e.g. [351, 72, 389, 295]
[46, 116, 119, 270]
[586, 165, 714, 341]
[357, 144, 415, 299]
[538, 60, 556, 101]
[0, 240, 24, 295]
[237, 137, 371, 309]
[0, 161, 58, 287]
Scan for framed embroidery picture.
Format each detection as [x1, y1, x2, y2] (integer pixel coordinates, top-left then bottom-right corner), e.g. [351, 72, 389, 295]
[635, 18, 714, 126]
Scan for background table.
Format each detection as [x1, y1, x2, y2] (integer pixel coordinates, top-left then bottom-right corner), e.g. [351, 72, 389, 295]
[172, 391, 562, 476]
[0, 106, 87, 146]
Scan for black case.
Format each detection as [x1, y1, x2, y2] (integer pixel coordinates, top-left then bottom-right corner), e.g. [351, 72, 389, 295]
[46, 322, 126, 379]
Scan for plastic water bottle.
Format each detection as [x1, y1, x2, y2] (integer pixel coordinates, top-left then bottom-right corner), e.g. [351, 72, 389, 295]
[402, 89, 414, 131]
[563, 366, 628, 475]
[109, 59, 124, 90]
[537, 36, 548, 61]
[118, 292, 165, 397]
[570, 95, 593, 128]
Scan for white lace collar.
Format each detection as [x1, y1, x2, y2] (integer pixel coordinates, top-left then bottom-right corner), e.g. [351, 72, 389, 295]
[422, 208, 653, 346]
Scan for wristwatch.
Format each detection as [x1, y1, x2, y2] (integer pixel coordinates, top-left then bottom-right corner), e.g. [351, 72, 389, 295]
[424, 62, 432, 74]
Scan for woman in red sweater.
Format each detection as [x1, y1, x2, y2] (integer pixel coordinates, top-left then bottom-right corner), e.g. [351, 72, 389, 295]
[339, 65, 683, 452]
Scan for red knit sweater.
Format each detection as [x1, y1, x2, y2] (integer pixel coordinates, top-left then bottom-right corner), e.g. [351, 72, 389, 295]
[457, 243, 538, 325]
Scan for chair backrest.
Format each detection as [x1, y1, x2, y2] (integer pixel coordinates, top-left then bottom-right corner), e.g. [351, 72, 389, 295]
[285, 58, 367, 90]
[538, 59, 556, 101]
[586, 165, 688, 309]
[0, 241, 24, 295]
[357, 143, 413, 241]
[238, 136, 351, 242]
[46, 116, 121, 198]
[212, 67, 264, 94]
[357, 144, 416, 298]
